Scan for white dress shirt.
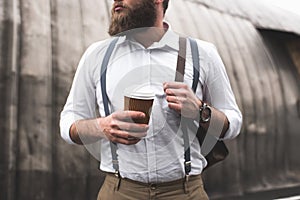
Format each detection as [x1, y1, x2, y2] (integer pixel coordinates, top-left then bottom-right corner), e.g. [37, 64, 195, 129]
[60, 26, 242, 183]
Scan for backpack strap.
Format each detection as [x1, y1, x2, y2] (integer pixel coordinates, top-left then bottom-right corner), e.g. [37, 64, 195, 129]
[189, 38, 207, 147]
[100, 37, 120, 175]
[175, 37, 187, 82]
[175, 37, 191, 176]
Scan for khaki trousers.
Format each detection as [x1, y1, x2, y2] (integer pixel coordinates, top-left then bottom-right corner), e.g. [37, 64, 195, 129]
[97, 173, 209, 200]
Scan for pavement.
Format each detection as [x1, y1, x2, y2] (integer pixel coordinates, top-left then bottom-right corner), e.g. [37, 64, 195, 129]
[214, 186, 300, 200]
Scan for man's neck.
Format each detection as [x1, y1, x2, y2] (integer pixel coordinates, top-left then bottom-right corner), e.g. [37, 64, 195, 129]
[133, 21, 166, 48]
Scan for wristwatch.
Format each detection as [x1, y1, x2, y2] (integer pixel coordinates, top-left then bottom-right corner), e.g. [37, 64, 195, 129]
[199, 102, 211, 123]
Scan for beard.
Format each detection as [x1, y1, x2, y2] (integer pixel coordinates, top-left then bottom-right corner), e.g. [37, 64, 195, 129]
[108, 0, 157, 36]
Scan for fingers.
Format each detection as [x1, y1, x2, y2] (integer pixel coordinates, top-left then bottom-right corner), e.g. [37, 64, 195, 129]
[103, 128, 146, 145]
[165, 88, 185, 98]
[111, 110, 149, 132]
[167, 102, 181, 113]
[163, 82, 188, 90]
[103, 110, 149, 145]
[112, 129, 147, 139]
[163, 82, 189, 98]
[116, 120, 149, 132]
[163, 82, 201, 119]
[164, 82, 186, 107]
[165, 95, 180, 104]
[163, 83, 184, 113]
[113, 110, 146, 121]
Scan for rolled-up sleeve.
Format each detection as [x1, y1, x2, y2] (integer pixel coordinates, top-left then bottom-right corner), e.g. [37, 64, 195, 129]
[60, 43, 100, 144]
[203, 44, 242, 140]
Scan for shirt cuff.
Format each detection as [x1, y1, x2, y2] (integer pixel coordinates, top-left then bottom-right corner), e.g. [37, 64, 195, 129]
[60, 114, 77, 145]
[218, 108, 242, 140]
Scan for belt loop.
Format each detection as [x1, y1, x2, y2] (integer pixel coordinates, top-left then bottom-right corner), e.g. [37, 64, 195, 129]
[184, 175, 190, 194]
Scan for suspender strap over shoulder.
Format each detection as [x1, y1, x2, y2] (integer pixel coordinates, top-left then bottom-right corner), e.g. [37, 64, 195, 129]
[176, 37, 200, 176]
[100, 37, 120, 174]
[101, 37, 118, 116]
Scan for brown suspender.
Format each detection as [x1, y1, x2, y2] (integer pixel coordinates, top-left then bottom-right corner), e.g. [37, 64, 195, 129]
[175, 37, 187, 82]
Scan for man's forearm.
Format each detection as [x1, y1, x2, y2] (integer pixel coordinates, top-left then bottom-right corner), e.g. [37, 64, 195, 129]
[70, 123, 83, 144]
[199, 104, 229, 139]
[69, 118, 105, 145]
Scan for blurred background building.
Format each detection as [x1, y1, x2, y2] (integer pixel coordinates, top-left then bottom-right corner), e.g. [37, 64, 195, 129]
[1, 0, 300, 199]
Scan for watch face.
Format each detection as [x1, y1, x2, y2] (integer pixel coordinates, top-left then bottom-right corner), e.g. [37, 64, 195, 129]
[201, 105, 211, 122]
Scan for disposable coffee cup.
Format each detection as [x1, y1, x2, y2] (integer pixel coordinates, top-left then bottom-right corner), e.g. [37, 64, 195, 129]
[124, 89, 155, 124]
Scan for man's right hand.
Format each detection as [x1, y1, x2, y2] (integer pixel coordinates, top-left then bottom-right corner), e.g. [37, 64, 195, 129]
[70, 111, 148, 145]
[98, 111, 149, 145]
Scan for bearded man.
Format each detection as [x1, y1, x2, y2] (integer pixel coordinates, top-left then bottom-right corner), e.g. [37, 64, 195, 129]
[60, 0, 242, 199]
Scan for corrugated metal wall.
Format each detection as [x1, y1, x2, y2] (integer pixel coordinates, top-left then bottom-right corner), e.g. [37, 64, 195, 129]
[166, 1, 300, 197]
[1, 0, 300, 199]
[1, 0, 110, 199]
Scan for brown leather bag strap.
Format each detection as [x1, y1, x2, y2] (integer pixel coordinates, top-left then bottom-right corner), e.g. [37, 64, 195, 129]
[175, 37, 187, 82]
[174, 37, 192, 176]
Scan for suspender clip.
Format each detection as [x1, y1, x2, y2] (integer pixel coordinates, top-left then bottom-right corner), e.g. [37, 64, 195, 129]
[114, 170, 120, 178]
[184, 160, 192, 175]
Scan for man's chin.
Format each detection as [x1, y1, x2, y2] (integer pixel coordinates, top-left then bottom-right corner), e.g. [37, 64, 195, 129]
[110, 27, 154, 37]
[108, 25, 126, 36]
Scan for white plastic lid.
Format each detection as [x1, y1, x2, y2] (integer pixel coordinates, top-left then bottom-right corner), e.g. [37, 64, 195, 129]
[124, 86, 155, 100]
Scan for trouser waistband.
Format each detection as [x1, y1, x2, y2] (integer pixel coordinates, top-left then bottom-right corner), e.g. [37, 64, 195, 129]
[105, 172, 202, 191]
[98, 173, 209, 200]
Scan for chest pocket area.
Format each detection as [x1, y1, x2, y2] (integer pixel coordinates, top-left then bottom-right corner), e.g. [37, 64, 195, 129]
[150, 94, 181, 136]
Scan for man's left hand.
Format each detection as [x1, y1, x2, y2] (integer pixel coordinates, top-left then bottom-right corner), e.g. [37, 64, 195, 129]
[163, 82, 201, 119]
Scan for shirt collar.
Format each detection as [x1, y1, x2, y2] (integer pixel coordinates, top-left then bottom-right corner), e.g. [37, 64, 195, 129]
[115, 22, 179, 51]
[153, 22, 179, 51]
